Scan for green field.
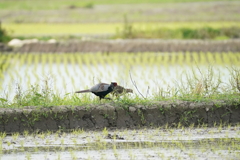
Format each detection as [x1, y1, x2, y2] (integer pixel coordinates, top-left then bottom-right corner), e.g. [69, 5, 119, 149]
[3, 21, 240, 41]
[1, 0, 238, 10]
[3, 23, 120, 36]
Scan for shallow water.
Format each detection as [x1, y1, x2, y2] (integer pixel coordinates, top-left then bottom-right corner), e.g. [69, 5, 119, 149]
[1, 126, 240, 160]
[1, 52, 239, 100]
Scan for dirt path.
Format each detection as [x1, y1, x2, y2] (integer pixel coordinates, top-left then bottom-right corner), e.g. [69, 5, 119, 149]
[10, 39, 240, 53]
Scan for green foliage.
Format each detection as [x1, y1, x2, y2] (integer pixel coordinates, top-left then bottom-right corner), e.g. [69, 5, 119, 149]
[229, 67, 240, 92]
[0, 23, 11, 43]
[0, 83, 101, 108]
[1, 81, 240, 109]
[116, 25, 240, 39]
[180, 27, 240, 39]
[180, 110, 196, 125]
[138, 109, 146, 124]
[12, 84, 52, 107]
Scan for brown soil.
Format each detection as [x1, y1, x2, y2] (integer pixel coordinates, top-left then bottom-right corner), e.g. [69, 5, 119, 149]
[9, 39, 240, 53]
[1, 100, 239, 133]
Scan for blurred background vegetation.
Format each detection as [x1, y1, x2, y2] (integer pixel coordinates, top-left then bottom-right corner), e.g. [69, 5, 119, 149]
[0, 0, 240, 42]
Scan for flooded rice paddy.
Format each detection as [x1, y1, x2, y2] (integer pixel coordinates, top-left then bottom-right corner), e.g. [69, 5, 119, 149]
[1, 125, 240, 160]
[1, 52, 240, 100]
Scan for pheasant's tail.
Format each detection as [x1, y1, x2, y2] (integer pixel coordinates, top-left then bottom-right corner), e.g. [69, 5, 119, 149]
[75, 89, 91, 93]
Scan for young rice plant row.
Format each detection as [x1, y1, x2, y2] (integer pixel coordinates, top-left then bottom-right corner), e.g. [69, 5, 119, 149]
[0, 52, 239, 106]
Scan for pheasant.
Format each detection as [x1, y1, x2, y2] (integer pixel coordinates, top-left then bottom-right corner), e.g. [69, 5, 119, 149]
[75, 82, 117, 100]
[111, 85, 133, 96]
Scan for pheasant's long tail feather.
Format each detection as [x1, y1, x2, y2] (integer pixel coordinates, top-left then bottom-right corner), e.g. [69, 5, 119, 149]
[75, 89, 91, 93]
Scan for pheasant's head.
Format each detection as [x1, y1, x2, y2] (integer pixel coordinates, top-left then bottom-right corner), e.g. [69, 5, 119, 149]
[111, 82, 118, 87]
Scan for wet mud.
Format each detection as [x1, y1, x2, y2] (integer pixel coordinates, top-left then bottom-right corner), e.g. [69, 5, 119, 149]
[1, 126, 240, 160]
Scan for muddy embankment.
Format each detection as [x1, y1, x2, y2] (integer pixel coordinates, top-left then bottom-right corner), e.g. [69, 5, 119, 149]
[3, 39, 240, 53]
[0, 100, 239, 133]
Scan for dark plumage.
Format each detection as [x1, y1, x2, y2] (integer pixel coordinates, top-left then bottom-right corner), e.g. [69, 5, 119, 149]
[75, 82, 117, 100]
[111, 85, 133, 96]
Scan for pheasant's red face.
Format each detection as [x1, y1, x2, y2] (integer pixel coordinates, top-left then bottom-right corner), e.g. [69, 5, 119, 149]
[112, 82, 118, 86]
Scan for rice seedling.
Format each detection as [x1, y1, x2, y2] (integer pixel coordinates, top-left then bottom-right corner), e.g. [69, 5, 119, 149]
[0, 132, 6, 140]
[61, 138, 64, 145]
[12, 132, 19, 141]
[22, 130, 29, 137]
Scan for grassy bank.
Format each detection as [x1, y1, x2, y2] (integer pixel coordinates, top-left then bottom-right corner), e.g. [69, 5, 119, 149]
[1, 82, 239, 109]
[1, 86, 239, 109]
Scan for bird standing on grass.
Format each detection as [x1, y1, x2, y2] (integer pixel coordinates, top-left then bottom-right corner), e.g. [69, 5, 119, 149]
[112, 85, 133, 96]
[75, 82, 117, 100]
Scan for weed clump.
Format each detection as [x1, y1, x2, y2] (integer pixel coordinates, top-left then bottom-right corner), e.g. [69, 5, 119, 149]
[0, 22, 11, 43]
